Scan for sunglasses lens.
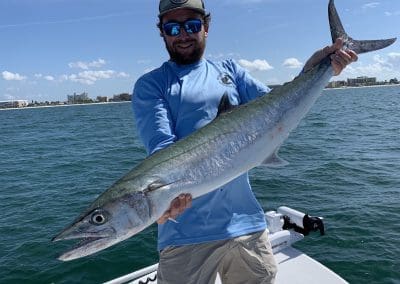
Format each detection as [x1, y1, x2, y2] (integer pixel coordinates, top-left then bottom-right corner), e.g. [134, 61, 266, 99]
[163, 19, 202, 37]
[184, 20, 202, 34]
[163, 23, 181, 36]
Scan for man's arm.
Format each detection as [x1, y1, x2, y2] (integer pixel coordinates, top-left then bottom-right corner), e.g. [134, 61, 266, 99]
[132, 78, 176, 155]
[132, 77, 191, 224]
[303, 38, 358, 75]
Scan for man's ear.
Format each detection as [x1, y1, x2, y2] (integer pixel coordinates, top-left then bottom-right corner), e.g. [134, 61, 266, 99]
[204, 25, 209, 37]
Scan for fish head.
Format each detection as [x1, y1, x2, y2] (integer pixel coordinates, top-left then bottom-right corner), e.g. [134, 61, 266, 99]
[52, 191, 151, 261]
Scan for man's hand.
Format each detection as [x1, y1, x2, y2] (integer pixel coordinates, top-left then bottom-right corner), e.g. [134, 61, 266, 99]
[157, 193, 192, 224]
[303, 38, 358, 76]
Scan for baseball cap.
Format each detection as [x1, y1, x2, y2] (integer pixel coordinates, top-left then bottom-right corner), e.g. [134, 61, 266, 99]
[159, 0, 206, 17]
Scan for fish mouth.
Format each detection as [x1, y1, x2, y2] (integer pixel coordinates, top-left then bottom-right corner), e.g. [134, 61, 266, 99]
[52, 228, 114, 242]
[52, 226, 118, 261]
[57, 235, 118, 261]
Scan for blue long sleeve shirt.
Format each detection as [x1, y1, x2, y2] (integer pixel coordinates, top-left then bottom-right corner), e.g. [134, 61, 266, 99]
[132, 58, 270, 251]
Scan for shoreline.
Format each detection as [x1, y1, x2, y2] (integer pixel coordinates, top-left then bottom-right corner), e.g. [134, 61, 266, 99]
[324, 83, 400, 90]
[0, 101, 130, 111]
[2, 84, 399, 111]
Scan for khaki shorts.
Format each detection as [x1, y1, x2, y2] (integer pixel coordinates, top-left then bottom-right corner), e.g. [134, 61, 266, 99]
[157, 230, 277, 284]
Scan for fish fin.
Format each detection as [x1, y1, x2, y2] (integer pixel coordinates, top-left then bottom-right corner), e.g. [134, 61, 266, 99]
[328, 0, 396, 54]
[261, 151, 289, 168]
[145, 180, 171, 193]
[168, 217, 179, 224]
[217, 92, 237, 116]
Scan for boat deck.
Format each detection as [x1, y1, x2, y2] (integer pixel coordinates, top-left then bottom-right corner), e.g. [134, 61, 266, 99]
[105, 233, 348, 284]
[104, 208, 348, 284]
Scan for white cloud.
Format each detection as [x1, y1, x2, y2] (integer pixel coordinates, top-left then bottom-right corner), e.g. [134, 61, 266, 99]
[61, 70, 129, 85]
[35, 73, 55, 81]
[69, 70, 115, 85]
[68, 58, 106, 70]
[371, 53, 400, 70]
[362, 2, 380, 9]
[2, 71, 27, 81]
[117, 72, 130, 78]
[387, 52, 400, 64]
[372, 54, 386, 64]
[385, 11, 400, 16]
[283, 58, 303, 69]
[338, 52, 400, 80]
[44, 75, 55, 81]
[238, 59, 273, 72]
[60, 74, 69, 82]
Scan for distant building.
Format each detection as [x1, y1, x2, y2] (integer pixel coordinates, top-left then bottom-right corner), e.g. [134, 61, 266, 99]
[96, 96, 108, 103]
[67, 92, 91, 104]
[0, 100, 28, 109]
[347, 76, 376, 87]
[327, 80, 347, 88]
[110, 93, 132, 102]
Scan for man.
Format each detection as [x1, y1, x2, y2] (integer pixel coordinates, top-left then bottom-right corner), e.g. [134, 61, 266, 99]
[132, 1, 357, 283]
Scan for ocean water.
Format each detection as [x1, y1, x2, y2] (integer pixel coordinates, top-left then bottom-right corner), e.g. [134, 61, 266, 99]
[1, 86, 399, 284]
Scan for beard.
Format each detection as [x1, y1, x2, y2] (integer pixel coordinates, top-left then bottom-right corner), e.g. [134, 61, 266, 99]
[164, 37, 206, 65]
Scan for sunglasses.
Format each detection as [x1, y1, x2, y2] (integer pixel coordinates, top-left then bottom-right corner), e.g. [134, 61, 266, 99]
[162, 19, 203, 37]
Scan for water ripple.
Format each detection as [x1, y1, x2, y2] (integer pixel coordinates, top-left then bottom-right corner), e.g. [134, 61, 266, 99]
[1, 87, 400, 283]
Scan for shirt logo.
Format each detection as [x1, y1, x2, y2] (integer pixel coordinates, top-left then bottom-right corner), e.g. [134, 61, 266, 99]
[218, 73, 233, 86]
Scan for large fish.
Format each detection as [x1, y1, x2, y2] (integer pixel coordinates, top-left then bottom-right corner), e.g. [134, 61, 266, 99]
[52, 0, 396, 261]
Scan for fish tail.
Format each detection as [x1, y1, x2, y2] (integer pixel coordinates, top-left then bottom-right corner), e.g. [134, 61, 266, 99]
[328, 0, 396, 54]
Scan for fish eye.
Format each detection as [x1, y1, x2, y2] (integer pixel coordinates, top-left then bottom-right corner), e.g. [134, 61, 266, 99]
[90, 210, 108, 225]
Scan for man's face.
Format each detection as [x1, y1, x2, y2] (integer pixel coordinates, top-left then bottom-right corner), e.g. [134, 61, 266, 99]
[161, 9, 208, 65]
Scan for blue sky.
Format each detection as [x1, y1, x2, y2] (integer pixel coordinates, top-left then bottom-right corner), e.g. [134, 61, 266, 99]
[1, 0, 399, 102]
